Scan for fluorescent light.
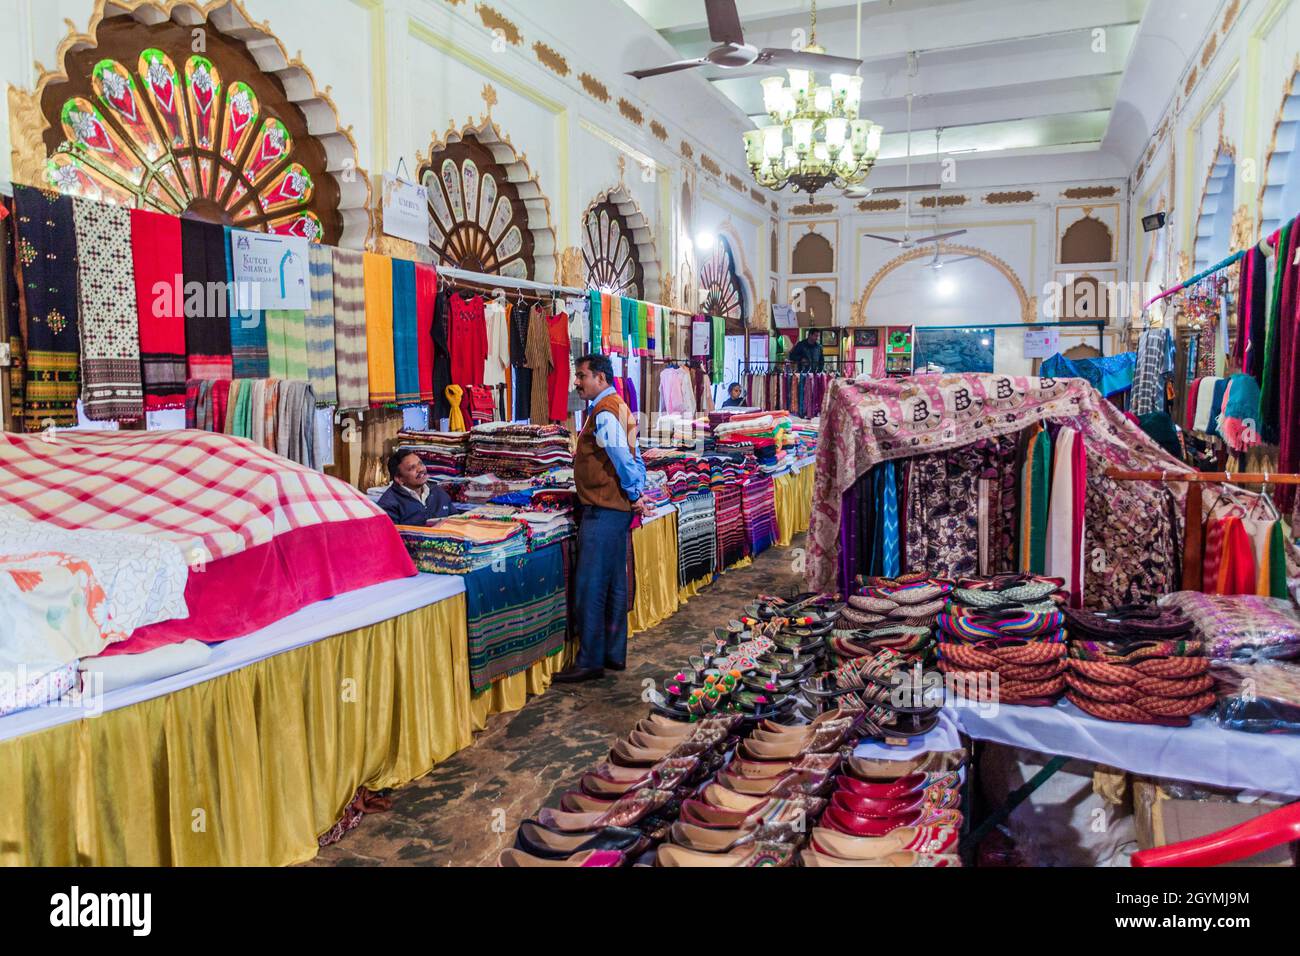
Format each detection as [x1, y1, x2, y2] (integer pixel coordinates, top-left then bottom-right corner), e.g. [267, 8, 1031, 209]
[695, 231, 716, 252]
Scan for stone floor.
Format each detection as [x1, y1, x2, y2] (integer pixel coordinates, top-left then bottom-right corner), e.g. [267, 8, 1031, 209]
[309, 535, 807, 867]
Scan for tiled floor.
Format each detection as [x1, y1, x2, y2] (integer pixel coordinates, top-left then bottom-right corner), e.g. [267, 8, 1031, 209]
[309, 535, 807, 866]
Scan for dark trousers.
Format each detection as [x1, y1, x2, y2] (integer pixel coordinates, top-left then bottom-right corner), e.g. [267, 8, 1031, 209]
[575, 505, 633, 669]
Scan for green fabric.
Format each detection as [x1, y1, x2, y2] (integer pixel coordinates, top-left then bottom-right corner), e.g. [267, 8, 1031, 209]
[1268, 521, 1290, 600]
[711, 315, 726, 384]
[636, 302, 649, 355]
[1260, 219, 1291, 442]
[1020, 425, 1052, 574]
[233, 379, 253, 439]
[588, 290, 602, 353]
[621, 297, 637, 353]
[266, 309, 309, 381]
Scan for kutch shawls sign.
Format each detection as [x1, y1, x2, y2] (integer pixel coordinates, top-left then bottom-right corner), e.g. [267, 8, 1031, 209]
[381, 175, 431, 246]
[229, 229, 310, 311]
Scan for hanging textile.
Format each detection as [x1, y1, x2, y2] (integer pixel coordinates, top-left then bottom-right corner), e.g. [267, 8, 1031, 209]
[414, 263, 437, 404]
[1273, 219, 1300, 511]
[266, 309, 309, 382]
[713, 484, 748, 569]
[390, 258, 420, 405]
[546, 311, 571, 423]
[445, 384, 466, 431]
[526, 305, 552, 424]
[225, 228, 268, 380]
[432, 287, 454, 422]
[363, 252, 396, 406]
[618, 296, 635, 353]
[880, 461, 900, 577]
[711, 316, 726, 384]
[2, 195, 24, 428]
[177, 218, 231, 382]
[508, 293, 531, 420]
[448, 294, 487, 389]
[636, 301, 649, 357]
[305, 243, 338, 407]
[588, 289, 603, 351]
[1130, 327, 1169, 415]
[1220, 373, 1262, 454]
[12, 185, 80, 430]
[1259, 219, 1296, 444]
[130, 208, 187, 411]
[70, 198, 143, 422]
[331, 248, 369, 410]
[1018, 424, 1052, 574]
[1042, 427, 1087, 606]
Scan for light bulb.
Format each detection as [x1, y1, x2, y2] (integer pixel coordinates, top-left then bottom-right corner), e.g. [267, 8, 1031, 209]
[825, 117, 848, 148]
[787, 68, 811, 98]
[813, 142, 830, 164]
[743, 130, 764, 165]
[850, 120, 871, 153]
[779, 88, 796, 118]
[783, 146, 799, 170]
[761, 76, 786, 114]
[791, 119, 814, 152]
[831, 73, 852, 99]
[763, 124, 784, 160]
[695, 231, 715, 252]
[846, 76, 863, 116]
[836, 143, 855, 168]
[937, 278, 955, 297]
[814, 86, 833, 113]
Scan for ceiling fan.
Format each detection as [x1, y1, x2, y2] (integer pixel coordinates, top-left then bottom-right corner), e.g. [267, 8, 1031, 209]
[845, 56, 942, 199]
[627, 0, 864, 80]
[927, 245, 977, 271]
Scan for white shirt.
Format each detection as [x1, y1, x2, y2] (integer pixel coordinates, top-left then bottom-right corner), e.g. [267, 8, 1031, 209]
[398, 482, 430, 506]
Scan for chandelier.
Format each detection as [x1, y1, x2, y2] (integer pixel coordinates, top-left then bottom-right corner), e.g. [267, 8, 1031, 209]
[742, 9, 883, 197]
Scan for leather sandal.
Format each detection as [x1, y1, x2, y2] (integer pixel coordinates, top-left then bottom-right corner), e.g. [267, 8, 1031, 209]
[669, 819, 802, 852]
[845, 750, 967, 780]
[657, 842, 796, 867]
[579, 758, 699, 798]
[799, 848, 959, 867]
[678, 795, 824, 830]
[537, 787, 674, 833]
[821, 802, 962, 837]
[809, 824, 959, 860]
[497, 848, 625, 867]
[514, 821, 650, 860]
[718, 767, 834, 797]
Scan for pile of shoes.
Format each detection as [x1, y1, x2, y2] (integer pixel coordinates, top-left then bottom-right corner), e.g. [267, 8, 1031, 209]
[805, 748, 967, 867]
[1063, 606, 1215, 726]
[934, 575, 1069, 707]
[841, 574, 953, 630]
[804, 649, 942, 737]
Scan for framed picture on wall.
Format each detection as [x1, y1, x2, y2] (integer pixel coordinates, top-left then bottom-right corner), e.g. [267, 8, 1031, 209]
[854, 329, 879, 348]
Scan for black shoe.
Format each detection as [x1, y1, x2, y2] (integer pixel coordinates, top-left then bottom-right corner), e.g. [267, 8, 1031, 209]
[553, 665, 605, 684]
[605, 660, 627, 672]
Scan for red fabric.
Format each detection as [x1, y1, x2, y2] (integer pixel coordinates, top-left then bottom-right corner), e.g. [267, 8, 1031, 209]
[211, 379, 231, 432]
[449, 294, 488, 387]
[103, 514, 416, 653]
[1069, 428, 1087, 608]
[467, 384, 495, 424]
[1219, 516, 1257, 596]
[1184, 378, 1200, 430]
[548, 312, 571, 422]
[1276, 227, 1300, 513]
[130, 208, 187, 411]
[415, 263, 437, 402]
[1202, 518, 1226, 593]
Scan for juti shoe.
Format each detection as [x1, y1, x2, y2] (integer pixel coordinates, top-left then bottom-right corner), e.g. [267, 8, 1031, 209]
[553, 665, 605, 684]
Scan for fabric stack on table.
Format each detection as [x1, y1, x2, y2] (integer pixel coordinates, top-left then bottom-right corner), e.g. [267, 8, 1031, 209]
[934, 575, 1070, 707]
[1062, 605, 1215, 726]
[641, 471, 672, 510]
[741, 475, 778, 557]
[394, 429, 470, 478]
[398, 517, 529, 574]
[713, 484, 749, 570]
[1158, 591, 1300, 661]
[644, 451, 711, 502]
[466, 422, 573, 478]
[451, 475, 540, 506]
[1213, 659, 1300, 733]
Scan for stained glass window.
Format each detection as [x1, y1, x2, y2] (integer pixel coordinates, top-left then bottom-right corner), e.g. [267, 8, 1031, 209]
[581, 199, 644, 299]
[700, 237, 746, 320]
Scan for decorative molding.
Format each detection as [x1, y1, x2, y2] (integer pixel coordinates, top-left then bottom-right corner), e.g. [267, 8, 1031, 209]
[481, 83, 498, 114]
[1177, 250, 1192, 284]
[1223, 0, 1241, 33]
[726, 173, 747, 192]
[475, 4, 522, 45]
[680, 141, 694, 160]
[770, 200, 778, 213]
[6, 84, 44, 187]
[855, 242, 1034, 324]
[650, 120, 668, 142]
[1230, 204, 1252, 254]
[559, 246, 584, 288]
[791, 202, 835, 216]
[1185, 66, 1199, 97]
[857, 198, 902, 212]
[1063, 186, 1120, 200]
[579, 73, 610, 103]
[1135, 161, 1147, 184]
[700, 154, 722, 177]
[617, 98, 644, 126]
[581, 182, 661, 302]
[919, 194, 968, 208]
[1258, 56, 1300, 231]
[750, 187, 767, 204]
[532, 41, 569, 77]
[985, 190, 1036, 205]
[1201, 33, 1218, 69]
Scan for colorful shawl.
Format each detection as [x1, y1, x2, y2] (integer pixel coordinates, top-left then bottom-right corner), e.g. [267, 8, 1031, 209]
[180, 218, 231, 381]
[647, 303, 657, 356]
[70, 198, 143, 422]
[711, 315, 726, 384]
[266, 309, 309, 381]
[620, 296, 637, 353]
[2, 196, 24, 427]
[637, 301, 649, 357]
[741, 474, 778, 557]
[1259, 219, 1296, 444]
[587, 289, 602, 353]
[600, 292, 615, 352]
[363, 252, 395, 405]
[305, 243, 337, 406]
[1044, 427, 1086, 607]
[1273, 218, 1300, 510]
[226, 227, 268, 379]
[390, 258, 419, 405]
[330, 248, 368, 409]
[464, 542, 567, 693]
[130, 208, 187, 411]
[1018, 423, 1052, 574]
[677, 491, 718, 587]
[12, 185, 80, 430]
[713, 484, 749, 569]
[415, 263, 437, 402]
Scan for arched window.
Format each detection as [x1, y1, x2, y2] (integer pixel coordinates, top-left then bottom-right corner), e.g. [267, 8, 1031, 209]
[792, 231, 834, 273]
[1060, 216, 1114, 263]
[582, 198, 645, 299]
[797, 284, 834, 325]
[38, 13, 351, 242]
[418, 135, 535, 279]
[1260, 71, 1300, 238]
[1194, 147, 1236, 272]
[700, 237, 747, 320]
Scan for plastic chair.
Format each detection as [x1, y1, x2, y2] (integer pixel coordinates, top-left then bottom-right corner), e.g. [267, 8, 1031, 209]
[1131, 801, 1300, 867]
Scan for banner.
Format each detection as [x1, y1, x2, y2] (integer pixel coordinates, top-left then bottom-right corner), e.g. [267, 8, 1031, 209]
[229, 230, 310, 310]
[381, 174, 431, 245]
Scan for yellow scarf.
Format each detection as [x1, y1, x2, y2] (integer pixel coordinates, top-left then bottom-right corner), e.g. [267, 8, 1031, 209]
[363, 252, 395, 405]
[445, 384, 466, 431]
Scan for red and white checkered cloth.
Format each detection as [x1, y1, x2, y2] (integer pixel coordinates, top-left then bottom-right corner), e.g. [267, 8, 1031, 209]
[0, 430, 383, 563]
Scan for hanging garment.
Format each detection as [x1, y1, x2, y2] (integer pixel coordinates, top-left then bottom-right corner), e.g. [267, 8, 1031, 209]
[1220, 373, 1263, 453]
[509, 294, 532, 420]
[1192, 376, 1221, 432]
[526, 305, 553, 424]
[546, 310, 570, 422]
[448, 294, 488, 388]
[483, 297, 511, 392]
[363, 252, 396, 405]
[226, 228, 268, 380]
[12, 185, 81, 430]
[331, 247, 369, 410]
[414, 263, 437, 404]
[70, 197, 142, 422]
[1260, 219, 1297, 444]
[305, 244, 338, 406]
[1218, 516, 1257, 596]
[1044, 427, 1086, 607]
[588, 289, 603, 350]
[130, 208, 186, 411]
[711, 316, 726, 385]
[431, 287, 453, 422]
[1130, 327, 1169, 415]
[267, 309, 309, 382]
[390, 258, 420, 405]
[1018, 423, 1052, 574]
[880, 461, 900, 577]
[1274, 218, 1300, 512]
[1247, 245, 1270, 379]
[2, 196, 25, 427]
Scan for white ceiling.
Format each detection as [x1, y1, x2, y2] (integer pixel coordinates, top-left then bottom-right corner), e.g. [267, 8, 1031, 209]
[621, 0, 1156, 174]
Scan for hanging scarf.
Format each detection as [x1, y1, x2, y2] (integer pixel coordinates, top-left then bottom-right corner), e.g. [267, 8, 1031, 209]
[619, 296, 636, 353]
[637, 301, 649, 357]
[13, 185, 80, 430]
[415, 262, 437, 403]
[70, 198, 143, 422]
[646, 303, 657, 355]
[391, 258, 420, 405]
[363, 252, 396, 406]
[1247, 245, 1270, 380]
[130, 208, 186, 411]
[1217, 516, 1256, 596]
[1220, 373, 1262, 453]
[1260, 219, 1296, 443]
[880, 460, 899, 577]
[2, 196, 24, 428]
[1274, 219, 1300, 512]
[1070, 424, 1087, 608]
[267, 309, 309, 381]
[589, 289, 603, 351]
[711, 316, 726, 385]
[445, 384, 466, 431]
[210, 379, 232, 433]
[1044, 428, 1084, 606]
[264, 379, 281, 446]
[1202, 517, 1227, 594]
[305, 243, 337, 406]
[601, 291, 615, 352]
[1234, 250, 1252, 370]
[226, 228, 268, 379]
[331, 248, 369, 410]
[180, 218, 231, 380]
[1019, 423, 1052, 574]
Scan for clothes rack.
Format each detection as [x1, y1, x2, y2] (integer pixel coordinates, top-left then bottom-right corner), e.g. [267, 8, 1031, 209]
[1142, 229, 1283, 309]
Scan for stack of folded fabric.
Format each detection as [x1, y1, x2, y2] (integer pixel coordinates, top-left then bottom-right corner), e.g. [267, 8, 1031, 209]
[704, 452, 759, 490]
[394, 430, 470, 478]
[1158, 591, 1300, 661]
[466, 423, 573, 478]
[740, 475, 778, 557]
[641, 471, 672, 510]
[787, 417, 818, 459]
[512, 509, 576, 549]
[933, 575, 1070, 707]
[454, 474, 539, 506]
[1063, 605, 1215, 725]
[713, 484, 749, 569]
[1213, 659, 1300, 733]
[645, 452, 711, 502]
[398, 517, 529, 574]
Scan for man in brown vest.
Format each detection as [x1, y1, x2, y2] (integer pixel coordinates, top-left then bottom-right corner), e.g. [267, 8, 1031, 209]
[553, 354, 653, 684]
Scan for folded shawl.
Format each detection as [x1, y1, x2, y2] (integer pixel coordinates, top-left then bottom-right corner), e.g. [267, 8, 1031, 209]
[12, 185, 81, 430]
[305, 243, 338, 406]
[181, 218, 231, 381]
[332, 247, 369, 409]
[363, 252, 396, 405]
[130, 208, 187, 411]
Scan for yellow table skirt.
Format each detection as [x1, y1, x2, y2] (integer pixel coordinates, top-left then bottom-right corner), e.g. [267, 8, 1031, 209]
[629, 513, 681, 636]
[775, 466, 815, 545]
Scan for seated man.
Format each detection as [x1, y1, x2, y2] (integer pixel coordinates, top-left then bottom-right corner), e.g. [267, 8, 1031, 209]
[377, 449, 454, 525]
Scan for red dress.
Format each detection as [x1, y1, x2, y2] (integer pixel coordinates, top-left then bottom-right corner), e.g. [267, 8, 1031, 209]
[547, 312, 571, 422]
[449, 294, 488, 387]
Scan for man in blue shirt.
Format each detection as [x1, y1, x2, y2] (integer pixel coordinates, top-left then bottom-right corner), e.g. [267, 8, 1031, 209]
[554, 354, 653, 684]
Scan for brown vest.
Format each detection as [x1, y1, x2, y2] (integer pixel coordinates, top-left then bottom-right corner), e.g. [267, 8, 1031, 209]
[575, 391, 637, 511]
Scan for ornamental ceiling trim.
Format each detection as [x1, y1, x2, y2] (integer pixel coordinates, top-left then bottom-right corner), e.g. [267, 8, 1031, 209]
[475, 4, 522, 46]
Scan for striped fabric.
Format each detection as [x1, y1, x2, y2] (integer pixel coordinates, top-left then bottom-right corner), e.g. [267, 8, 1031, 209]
[305, 244, 338, 406]
[130, 208, 187, 411]
[714, 484, 749, 569]
[331, 248, 369, 409]
[266, 309, 309, 381]
[1018, 423, 1052, 574]
[881, 461, 899, 577]
[677, 492, 717, 587]
[740, 474, 778, 557]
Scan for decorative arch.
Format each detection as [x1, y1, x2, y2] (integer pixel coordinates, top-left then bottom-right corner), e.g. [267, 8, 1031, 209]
[1259, 61, 1300, 238]
[1193, 142, 1237, 273]
[10, 0, 369, 246]
[700, 235, 747, 321]
[854, 243, 1034, 325]
[1060, 216, 1114, 263]
[1060, 276, 1113, 320]
[416, 116, 556, 280]
[580, 184, 660, 302]
[797, 284, 833, 326]
[770, 224, 779, 275]
[792, 231, 834, 274]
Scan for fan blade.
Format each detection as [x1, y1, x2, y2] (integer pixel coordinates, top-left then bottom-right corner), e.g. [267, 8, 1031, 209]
[863, 234, 904, 244]
[943, 255, 978, 264]
[756, 48, 864, 72]
[863, 183, 943, 195]
[628, 59, 708, 79]
[705, 0, 745, 45]
[911, 230, 968, 244]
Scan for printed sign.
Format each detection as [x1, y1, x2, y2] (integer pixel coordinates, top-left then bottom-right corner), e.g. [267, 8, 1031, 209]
[382, 174, 431, 245]
[230, 229, 310, 310]
[1023, 327, 1060, 358]
[691, 321, 712, 356]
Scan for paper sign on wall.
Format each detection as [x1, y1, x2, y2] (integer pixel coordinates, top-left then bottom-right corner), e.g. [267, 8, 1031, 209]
[230, 229, 310, 310]
[691, 321, 712, 356]
[382, 174, 431, 245]
[1023, 328, 1060, 358]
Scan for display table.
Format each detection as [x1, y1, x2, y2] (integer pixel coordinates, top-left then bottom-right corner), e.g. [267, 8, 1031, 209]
[774, 458, 816, 546]
[629, 505, 680, 635]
